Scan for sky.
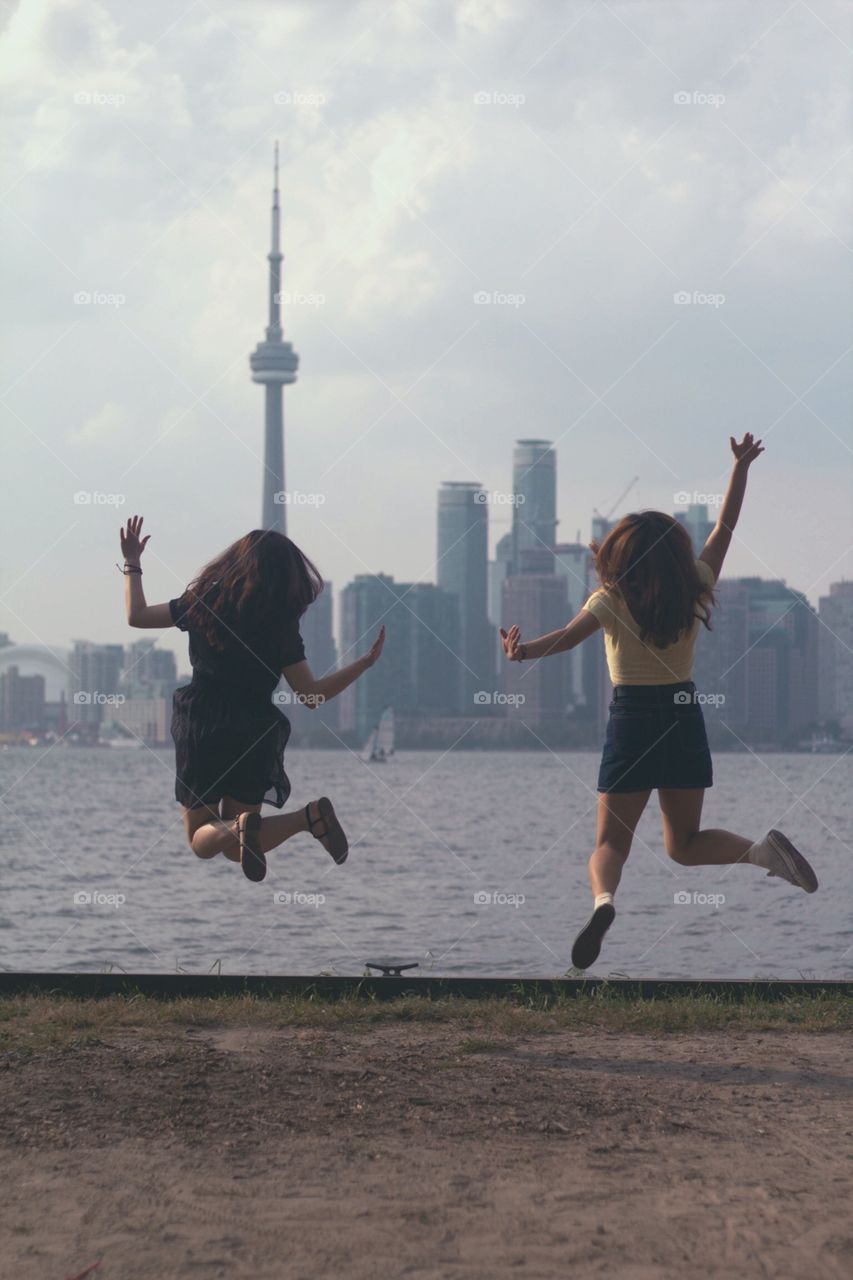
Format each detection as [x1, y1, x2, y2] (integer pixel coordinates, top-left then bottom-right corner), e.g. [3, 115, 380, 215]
[1, 0, 852, 665]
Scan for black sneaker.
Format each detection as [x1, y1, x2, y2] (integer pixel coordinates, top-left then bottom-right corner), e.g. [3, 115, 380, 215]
[764, 830, 818, 893]
[571, 903, 616, 970]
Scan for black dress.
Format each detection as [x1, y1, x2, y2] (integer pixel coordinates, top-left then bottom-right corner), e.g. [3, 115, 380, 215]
[169, 592, 306, 810]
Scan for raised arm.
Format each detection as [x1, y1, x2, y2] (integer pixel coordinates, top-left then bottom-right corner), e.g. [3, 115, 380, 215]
[120, 515, 174, 629]
[500, 609, 600, 664]
[698, 433, 764, 582]
[282, 626, 385, 709]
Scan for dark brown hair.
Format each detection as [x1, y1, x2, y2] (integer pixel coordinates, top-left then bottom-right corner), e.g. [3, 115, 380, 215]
[181, 529, 323, 651]
[591, 511, 714, 648]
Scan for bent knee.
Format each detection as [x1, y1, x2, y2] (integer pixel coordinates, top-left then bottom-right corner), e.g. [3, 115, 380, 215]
[665, 835, 697, 864]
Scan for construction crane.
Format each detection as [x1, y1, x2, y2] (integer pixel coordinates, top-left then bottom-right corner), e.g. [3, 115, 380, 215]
[593, 474, 639, 523]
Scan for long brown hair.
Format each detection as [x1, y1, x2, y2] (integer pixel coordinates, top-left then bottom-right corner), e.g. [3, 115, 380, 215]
[591, 511, 714, 648]
[181, 529, 323, 651]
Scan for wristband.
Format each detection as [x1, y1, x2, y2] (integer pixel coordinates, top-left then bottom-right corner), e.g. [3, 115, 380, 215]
[117, 563, 143, 575]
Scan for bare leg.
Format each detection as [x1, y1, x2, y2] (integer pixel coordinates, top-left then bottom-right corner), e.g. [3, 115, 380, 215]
[183, 805, 239, 860]
[182, 798, 330, 862]
[220, 795, 310, 854]
[587, 791, 652, 897]
[658, 788, 752, 866]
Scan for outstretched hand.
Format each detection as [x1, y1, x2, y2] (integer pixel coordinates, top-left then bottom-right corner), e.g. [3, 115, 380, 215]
[120, 515, 150, 565]
[730, 432, 764, 467]
[361, 625, 386, 669]
[500, 624, 523, 662]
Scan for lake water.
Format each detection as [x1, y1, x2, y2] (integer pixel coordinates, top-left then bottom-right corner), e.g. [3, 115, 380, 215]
[0, 746, 850, 979]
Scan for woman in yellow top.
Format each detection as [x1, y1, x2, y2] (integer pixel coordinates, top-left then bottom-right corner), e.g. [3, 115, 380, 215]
[500, 434, 818, 970]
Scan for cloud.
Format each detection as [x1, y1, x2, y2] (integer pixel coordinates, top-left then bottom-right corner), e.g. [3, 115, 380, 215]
[69, 399, 131, 444]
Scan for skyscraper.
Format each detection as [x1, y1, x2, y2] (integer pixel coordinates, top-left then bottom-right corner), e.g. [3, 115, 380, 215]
[488, 532, 514, 629]
[501, 571, 568, 728]
[292, 587, 339, 732]
[733, 579, 819, 742]
[691, 577, 750, 744]
[676, 503, 715, 556]
[554, 541, 592, 711]
[69, 642, 125, 732]
[436, 482, 492, 710]
[250, 143, 299, 532]
[124, 640, 178, 700]
[512, 439, 556, 570]
[301, 589, 337, 681]
[338, 574, 459, 740]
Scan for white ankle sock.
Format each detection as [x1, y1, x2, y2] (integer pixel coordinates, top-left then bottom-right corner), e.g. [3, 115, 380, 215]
[594, 892, 614, 910]
[745, 834, 775, 870]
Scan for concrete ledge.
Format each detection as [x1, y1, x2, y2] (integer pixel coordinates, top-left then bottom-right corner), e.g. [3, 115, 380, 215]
[0, 972, 851, 1002]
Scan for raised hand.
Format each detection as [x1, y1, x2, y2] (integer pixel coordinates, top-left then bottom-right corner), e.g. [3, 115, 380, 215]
[120, 515, 151, 565]
[730, 433, 764, 467]
[361, 625, 386, 669]
[500, 624, 523, 662]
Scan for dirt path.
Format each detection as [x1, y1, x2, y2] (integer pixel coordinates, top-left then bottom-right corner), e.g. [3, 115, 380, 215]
[1, 1025, 851, 1278]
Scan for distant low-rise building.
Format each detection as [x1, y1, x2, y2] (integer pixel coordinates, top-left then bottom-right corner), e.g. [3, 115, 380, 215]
[116, 697, 171, 745]
[0, 665, 45, 732]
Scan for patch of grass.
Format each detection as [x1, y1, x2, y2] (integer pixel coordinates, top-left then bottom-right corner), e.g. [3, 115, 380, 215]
[0, 988, 850, 1053]
[457, 1037, 506, 1055]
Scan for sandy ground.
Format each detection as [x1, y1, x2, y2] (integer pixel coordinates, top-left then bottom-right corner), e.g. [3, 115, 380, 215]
[1, 1024, 852, 1279]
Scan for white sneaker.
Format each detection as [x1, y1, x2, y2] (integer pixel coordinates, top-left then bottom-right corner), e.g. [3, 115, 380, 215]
[764, 830, 818, 893]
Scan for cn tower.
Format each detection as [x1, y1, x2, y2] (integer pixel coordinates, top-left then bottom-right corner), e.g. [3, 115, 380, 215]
[249, 142, 299, 532]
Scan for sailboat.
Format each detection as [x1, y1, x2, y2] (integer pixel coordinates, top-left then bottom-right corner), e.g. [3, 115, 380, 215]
[363, 706, 395, 763]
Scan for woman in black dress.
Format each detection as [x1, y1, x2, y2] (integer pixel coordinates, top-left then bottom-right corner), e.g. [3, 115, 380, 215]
[120, 517, 384, 882]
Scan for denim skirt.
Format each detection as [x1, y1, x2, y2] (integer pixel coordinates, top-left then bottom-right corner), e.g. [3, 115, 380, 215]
[597, 681, 713, 793]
